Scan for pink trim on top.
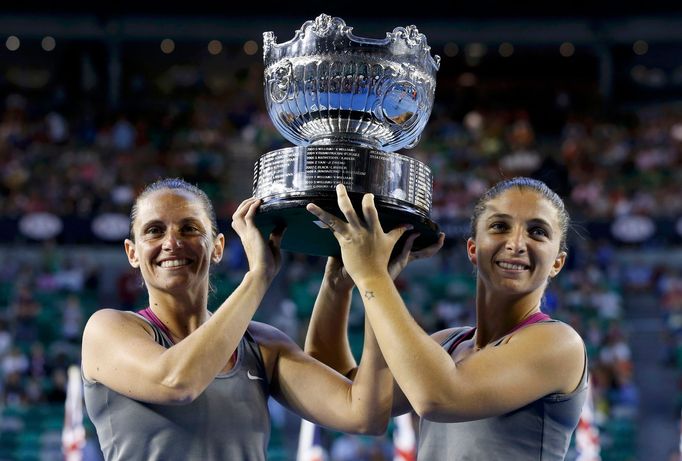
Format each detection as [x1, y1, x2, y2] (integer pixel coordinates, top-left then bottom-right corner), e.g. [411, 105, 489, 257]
[507, 311, 551, 335]
[136, 307, 239, 363]
[447, 311, 551, 354]
[137, 307, 176, 344]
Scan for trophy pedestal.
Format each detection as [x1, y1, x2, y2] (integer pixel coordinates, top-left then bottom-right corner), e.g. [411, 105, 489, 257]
[254, 194, 440, 257]
[253, 145, 439, 256]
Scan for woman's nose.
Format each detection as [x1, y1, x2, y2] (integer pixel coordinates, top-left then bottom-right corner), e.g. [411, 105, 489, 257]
[162, 231, 183, 250]
[505, 228, 527, 254]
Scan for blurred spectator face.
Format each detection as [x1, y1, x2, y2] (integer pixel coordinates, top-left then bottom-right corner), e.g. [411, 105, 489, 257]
[508, 119, 535, 148]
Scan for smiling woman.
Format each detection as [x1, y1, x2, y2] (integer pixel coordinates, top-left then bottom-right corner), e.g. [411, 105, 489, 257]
[124, 183, 222, 298]
[304, 177, 587, 460]
[466, 178, 568, 300]
[80, 178, 402, 461]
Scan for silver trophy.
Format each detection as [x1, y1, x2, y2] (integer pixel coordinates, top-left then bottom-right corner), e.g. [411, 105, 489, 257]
[253, 14, 440, 256]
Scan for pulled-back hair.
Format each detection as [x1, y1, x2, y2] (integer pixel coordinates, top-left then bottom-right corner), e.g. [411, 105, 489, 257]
[470, 177, 570, 253]
[129, 178, 218, 242]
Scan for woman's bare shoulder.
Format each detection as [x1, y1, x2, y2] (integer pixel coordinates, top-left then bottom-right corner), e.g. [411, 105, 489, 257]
[84, 308, 154, 337]
[509, 320, 585, 379]
[515, 320, 584, 350]
[247, 321, 293, 346]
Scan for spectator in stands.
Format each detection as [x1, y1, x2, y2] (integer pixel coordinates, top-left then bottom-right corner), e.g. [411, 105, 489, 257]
[45, 368, 67, 403]
[306, 178, 587, 460]
[116, 267, 142, 310]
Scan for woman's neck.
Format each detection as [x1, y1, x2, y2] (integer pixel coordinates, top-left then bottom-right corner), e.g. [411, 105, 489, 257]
[146, 289, 209, 340]
[474, 285, 543, 349]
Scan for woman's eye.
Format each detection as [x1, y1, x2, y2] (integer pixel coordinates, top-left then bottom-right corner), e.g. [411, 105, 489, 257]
[490, 222, 507, 231]
[530, 227, 548, 237]
[145, 226, 162, 235]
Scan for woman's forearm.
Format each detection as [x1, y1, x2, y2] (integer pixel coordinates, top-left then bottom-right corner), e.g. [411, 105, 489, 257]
[158, 271, 270, 400]
[304, 277, 357, 375]
[355, 272, 458, 416]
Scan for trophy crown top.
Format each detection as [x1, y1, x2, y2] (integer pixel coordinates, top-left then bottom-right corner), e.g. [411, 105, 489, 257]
[263, 14, 440, 71]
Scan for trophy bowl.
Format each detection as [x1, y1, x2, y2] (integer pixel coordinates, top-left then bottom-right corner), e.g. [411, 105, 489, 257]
[253, 14, 441, 256]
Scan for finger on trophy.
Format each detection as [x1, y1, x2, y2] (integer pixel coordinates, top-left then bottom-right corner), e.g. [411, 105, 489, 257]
[400, 232, 420, 258]
[244, 198, 262, 221]
[232, 198, 258, 232]
[269, 224, 287, 249]
[411, 232, 445, 260]
[335, 184, 362, 228]
[306, 203, 344, 233]
[233, 197, 258, 219]
[361, 193, 381, 231]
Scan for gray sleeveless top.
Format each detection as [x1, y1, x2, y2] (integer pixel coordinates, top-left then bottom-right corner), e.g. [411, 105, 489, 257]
[418, 323, 588, 461]
[83, 314, 271, 461]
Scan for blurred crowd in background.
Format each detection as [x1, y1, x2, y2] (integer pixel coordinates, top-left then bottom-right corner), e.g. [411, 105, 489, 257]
[1, 86, 682, 223]
[0, 14, 681, 459]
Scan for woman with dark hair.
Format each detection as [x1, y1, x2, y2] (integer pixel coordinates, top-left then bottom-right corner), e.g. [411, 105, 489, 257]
[306, 177, 587, 460]
[81, 178, 395, 461]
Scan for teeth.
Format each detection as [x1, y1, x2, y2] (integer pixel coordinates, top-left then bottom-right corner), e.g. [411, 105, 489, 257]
[498, 261, 527, 270]
[160, 259, 190, 268]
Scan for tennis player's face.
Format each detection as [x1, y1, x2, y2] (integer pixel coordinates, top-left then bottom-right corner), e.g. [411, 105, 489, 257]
[125, 190, 222, 293]
[467, 188, 566, 296]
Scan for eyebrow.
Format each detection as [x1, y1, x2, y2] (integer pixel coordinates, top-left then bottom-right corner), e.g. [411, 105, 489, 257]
[138, 217, 205, 230]
[486, 213, 553, 229]
[139, 219, 163, 228]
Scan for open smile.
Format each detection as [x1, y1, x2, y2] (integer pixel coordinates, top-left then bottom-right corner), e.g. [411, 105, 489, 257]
[157, 258, 192, 268]
[496, 261, 530, 271]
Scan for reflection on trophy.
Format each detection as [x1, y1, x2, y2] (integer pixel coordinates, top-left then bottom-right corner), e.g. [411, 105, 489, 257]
[253, 14, 440, 256]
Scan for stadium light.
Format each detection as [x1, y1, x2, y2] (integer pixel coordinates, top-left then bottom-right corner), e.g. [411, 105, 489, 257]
[208, 40, 223, 55]
[41, 36, 56, 51]
[6, 35, 20, 51]
[559, 42, 575, 57]
[160, 38, 175, 54]
[243, 40, 258, 55]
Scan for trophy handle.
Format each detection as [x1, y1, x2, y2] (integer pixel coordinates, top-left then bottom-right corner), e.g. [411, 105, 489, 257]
[267, 59, 293, 104]
[404, 134, 422, 150]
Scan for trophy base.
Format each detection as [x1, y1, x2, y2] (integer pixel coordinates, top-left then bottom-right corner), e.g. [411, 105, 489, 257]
[254, 193, 440, 257]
